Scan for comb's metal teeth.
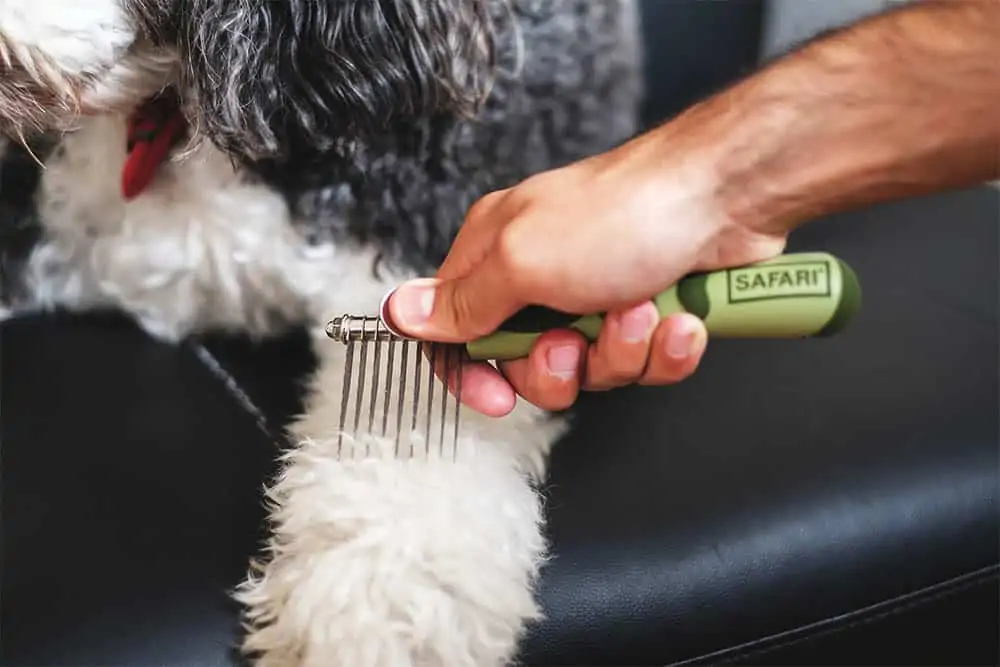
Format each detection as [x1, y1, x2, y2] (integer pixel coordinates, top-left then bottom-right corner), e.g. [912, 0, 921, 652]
[425, 344, 437, 458]
[439, 346, 451, 458]
[396, 340, 410, 458]
[368, 320, 382, 436]
[352, 320, 370, 460]
[328, 312, 471, 462]
[338, 339, 355, 458]
[411, 344, 423, 458]
[382, 337, 395, 438]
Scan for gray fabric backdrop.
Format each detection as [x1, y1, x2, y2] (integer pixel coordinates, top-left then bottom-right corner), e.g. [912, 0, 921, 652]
[762, 0, 910, 57]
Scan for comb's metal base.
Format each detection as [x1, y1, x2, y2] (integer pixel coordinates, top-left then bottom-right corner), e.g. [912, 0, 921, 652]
[326, 314, 418, 344]
[325, 315, 463, 461]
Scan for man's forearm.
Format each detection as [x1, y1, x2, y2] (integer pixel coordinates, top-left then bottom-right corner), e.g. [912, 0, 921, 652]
[660, 0, 1000, 236]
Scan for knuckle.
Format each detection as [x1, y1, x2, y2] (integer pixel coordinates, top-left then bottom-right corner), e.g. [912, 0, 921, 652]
[448, 285, 480, 332]
[495, 223, 533, 277]
[596, 360, 631, 384]
[584, 349, 626, 391]
[515, 174, 548, 199]
[597, 334, 647, 381]
[466, 190, 506, 222]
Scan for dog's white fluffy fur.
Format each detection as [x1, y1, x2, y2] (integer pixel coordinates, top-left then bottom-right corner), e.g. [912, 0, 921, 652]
[0, 0, 132, 76]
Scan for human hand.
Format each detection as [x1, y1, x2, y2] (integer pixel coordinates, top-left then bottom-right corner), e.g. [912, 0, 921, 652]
[384, 135, 787, 416]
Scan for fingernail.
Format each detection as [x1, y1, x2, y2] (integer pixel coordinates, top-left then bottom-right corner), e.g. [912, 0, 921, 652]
[390, 280, 436, 328]
[619, 303, 657, 343]
[666, 315, 699, 359]
[546, 345, 580, 380]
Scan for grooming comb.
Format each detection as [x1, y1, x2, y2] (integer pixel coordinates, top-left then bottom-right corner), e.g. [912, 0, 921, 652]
[325, 251, 862, 459]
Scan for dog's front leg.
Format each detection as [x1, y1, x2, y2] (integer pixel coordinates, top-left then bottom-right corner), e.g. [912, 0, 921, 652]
[237, 332, 566, 667]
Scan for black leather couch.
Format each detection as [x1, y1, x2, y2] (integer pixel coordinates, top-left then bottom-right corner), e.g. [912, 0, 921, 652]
[3, 2, 998, 665]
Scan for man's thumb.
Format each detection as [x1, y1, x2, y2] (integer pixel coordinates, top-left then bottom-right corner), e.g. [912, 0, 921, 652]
[384, 269, 521, 343]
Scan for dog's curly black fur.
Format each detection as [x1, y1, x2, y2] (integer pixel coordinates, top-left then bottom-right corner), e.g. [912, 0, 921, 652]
[177, 0, 498, 162]
[166, 0, 640, 274]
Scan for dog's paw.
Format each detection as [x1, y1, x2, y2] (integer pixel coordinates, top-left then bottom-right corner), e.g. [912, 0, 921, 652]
[236, 433, 547, 667]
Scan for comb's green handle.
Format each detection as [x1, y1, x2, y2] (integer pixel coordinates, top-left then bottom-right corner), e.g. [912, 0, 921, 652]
[464, 251, 861, 362]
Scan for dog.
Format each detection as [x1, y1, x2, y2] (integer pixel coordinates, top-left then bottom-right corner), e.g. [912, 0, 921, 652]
[0, 1, 643, 664]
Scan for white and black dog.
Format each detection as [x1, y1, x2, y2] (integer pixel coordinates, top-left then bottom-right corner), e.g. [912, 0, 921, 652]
[0, 1, 643, 664]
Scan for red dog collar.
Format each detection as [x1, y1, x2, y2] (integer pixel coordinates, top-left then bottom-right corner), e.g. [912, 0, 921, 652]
[122, 90, 186, 200]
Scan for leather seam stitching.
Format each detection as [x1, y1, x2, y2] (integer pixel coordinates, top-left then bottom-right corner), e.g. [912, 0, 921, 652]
[669, 564, 999, 665]
[188, 342, 276, 440]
